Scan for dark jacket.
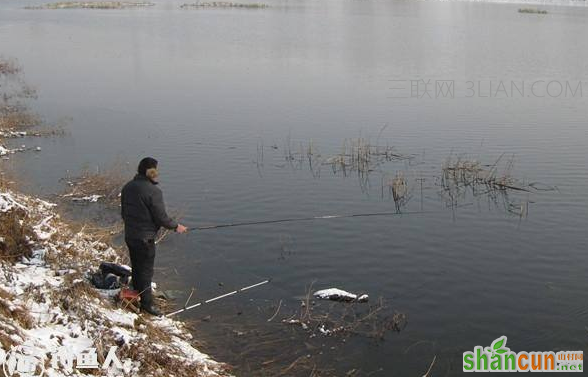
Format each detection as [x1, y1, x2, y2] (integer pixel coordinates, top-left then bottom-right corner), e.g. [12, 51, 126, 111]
[121, 175, 178, 240]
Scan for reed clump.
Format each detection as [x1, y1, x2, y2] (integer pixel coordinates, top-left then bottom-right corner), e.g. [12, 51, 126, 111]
[441, 153, 528, 193]
[279, 135, 409, 185]
[439, 153, 541, 217]
[61, 160, 131, 205]
[181, 1, 269, 8]
[518, 8, 547, 14]
[324, 138, 407, 175]
[381, 172, 410, 212]
[0, 208, 34, 262]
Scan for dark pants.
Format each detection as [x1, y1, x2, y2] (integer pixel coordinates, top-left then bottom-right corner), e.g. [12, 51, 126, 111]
[125, 237, 156, 307]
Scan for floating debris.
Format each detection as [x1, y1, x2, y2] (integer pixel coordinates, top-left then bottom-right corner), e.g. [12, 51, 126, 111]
[180, 1, 269, 8]
[26, 1, 155, 9]
[280, 283, 404, 343]
[71, 194, 103, 203]
[313, 288, 369, 303]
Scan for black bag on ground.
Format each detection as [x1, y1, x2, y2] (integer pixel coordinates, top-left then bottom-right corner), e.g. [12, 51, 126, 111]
[99, 262, 131, 280]
[89, 262, 132, 290]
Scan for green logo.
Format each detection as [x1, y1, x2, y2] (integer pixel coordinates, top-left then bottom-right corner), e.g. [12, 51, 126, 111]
[463, 336, 583, 372]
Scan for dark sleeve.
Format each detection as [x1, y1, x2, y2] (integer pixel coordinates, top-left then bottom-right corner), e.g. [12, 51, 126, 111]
[148, 188, 178, 230]
[120, 186, 126, 220]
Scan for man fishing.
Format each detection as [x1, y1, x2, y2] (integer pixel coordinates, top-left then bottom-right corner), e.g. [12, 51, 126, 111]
[121, 157, 187, 316]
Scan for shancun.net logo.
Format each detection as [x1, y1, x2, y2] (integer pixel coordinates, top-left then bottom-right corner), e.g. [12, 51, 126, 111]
[463, 336, 583, 372]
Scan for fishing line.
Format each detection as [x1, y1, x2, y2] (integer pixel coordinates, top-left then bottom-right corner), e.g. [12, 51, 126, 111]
[188, 210, 436, 231]
[170, 210, 441, 315]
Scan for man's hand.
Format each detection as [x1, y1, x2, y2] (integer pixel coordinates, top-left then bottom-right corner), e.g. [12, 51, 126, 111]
[175, 224, 188, 234]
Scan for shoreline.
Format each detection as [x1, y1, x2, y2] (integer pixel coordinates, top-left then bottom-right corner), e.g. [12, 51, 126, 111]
[1, 56, 232, 376]
[0, 186, 233, 376]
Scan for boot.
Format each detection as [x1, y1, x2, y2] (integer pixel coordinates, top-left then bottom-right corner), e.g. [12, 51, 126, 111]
[141, 304, 162, 317]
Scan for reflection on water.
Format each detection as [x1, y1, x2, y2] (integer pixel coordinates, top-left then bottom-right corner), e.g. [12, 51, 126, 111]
[2, 0, 588, 374]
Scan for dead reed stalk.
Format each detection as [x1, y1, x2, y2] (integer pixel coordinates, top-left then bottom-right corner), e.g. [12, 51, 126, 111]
[61, 160, 131, 205]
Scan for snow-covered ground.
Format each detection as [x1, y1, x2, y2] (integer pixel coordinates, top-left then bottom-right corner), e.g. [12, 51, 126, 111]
[0, 189, 231, 377]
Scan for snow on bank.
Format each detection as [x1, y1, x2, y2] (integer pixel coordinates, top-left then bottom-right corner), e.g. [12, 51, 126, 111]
[0, 189, 231, 377]
[0, 130, 28, 138]
[0, 144, 38, 157]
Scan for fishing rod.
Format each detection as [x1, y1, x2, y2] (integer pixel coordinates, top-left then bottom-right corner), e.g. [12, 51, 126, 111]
[189, 210, 433, 231]
[166, 279, 271, 317]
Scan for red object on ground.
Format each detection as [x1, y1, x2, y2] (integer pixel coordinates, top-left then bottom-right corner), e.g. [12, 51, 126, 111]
[119, 288, 140, 302]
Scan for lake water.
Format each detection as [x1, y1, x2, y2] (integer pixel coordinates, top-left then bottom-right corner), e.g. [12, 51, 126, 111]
[2, 0, 588, 374]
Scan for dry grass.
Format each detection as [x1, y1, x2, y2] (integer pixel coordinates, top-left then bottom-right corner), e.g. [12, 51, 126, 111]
[277, 134, 409, 191]
[0, 287, 35, 329]
[62, 220, 125, 259]
[0, 208, 34, 261]
[441, 153, 527, 192]
[0, 109, 40, 131]
[51, 278, 104, 311]
[116, 338, 215, 377]
[61, 160, 131, 205]
[381, 172, 411, 212]
[439, 153, 536, 217]
[327, 137, 407, 174]
[0, 286, 32, 350]
[97, 314, 232, 377]
[26, 1, 155, 9]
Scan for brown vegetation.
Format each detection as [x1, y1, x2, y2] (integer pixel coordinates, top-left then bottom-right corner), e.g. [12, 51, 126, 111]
[61, 160, 131, 205]
[439, 153, 538, 218]
[0, 208, 33, 261]
[381, 172, 410, 212]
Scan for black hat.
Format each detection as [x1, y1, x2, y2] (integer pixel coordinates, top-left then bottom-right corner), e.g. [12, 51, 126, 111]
[138, 157, 158, 176]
